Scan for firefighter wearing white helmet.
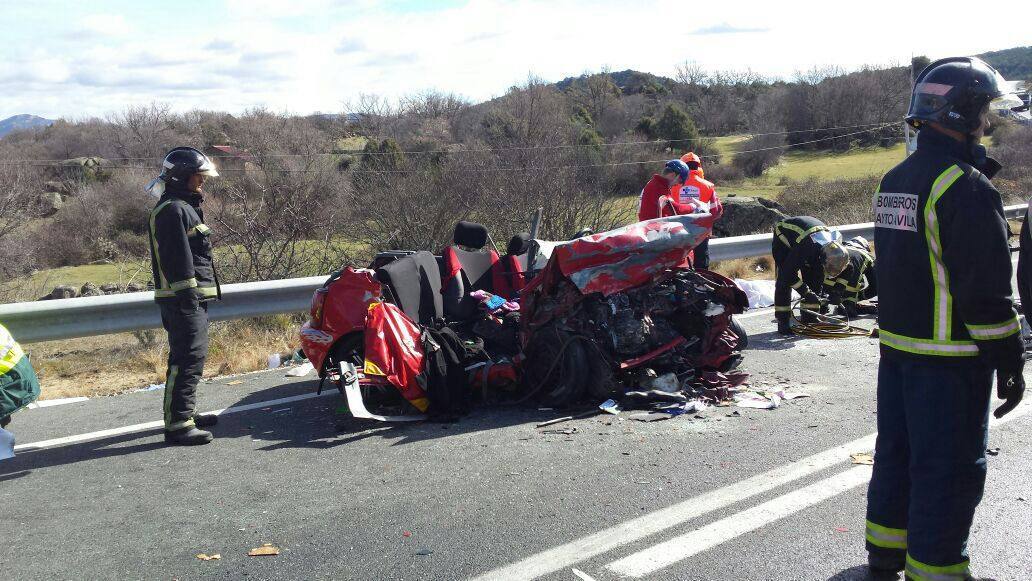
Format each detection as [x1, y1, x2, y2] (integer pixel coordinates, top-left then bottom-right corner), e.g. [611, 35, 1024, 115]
[824, 236, 877, 318]
[147, 147, 222, 446]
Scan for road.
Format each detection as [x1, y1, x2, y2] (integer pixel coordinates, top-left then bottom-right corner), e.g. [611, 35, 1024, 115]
[2, 308, 1031, 581]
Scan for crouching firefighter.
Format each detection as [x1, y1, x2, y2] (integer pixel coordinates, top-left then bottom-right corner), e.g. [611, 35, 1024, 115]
[146, 147, 222, 446]
[771, 216, 848, 335]
[865, 57, 1026, 581]
[824, 236, 877, 318]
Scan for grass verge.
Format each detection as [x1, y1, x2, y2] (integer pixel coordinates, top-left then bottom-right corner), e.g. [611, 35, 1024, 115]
[26, 315, 303, 400]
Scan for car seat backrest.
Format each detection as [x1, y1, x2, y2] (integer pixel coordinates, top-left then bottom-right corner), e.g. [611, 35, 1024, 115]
[375, 251, 443, 325]
[453, 221, 488, 249]
[442, 221, 501, 319]
[498, 232, 531, 297]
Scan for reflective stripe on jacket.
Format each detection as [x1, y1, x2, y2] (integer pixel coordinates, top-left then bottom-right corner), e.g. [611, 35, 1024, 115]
[874, 129, 1021, 364]
[148, 190, 220, 301]
[773, 216, 829, 313]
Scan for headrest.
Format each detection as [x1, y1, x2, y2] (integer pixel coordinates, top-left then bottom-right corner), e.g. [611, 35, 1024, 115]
[454, 221, 488, 249]
[506, 232, 531, 256]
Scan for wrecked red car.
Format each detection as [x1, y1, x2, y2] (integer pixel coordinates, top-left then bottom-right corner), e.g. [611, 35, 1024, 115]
[520, 215, 749, 406]
[299, 213, 747, 420]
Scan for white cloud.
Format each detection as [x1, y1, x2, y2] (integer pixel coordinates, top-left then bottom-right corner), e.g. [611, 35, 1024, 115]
[68, 13, 131, 39]
[2, 0, 1029, 120]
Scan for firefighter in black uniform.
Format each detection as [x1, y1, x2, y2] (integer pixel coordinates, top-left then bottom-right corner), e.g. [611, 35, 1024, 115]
[824, 236, 877, 318]
[147, 147, 221, 446]
[772, 215, 849, 335]
[864, 57, 1025, 581]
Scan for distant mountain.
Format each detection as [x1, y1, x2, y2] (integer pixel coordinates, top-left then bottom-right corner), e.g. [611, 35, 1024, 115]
[980, 46, 1032, 80]
[0, 114, 54, 138]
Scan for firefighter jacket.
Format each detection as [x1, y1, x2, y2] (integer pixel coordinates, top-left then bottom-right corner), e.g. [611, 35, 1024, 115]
[874, 129, 1021, 366]
[148, 187, 220, 301]
[669, 170, 722, 218]
[773, 216, 833, 316]
[638, 175, 678, 221]
[0, 323, 40, 419]
[824, 246, 875, 305]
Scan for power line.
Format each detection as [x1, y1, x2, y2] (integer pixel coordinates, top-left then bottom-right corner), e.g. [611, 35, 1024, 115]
[0, 124, 896, 174]
[0, 122, 899, 163]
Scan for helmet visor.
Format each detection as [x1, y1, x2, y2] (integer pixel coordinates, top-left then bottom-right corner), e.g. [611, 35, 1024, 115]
[197, 159, 220, 177]
[986, 67, 1023, 110]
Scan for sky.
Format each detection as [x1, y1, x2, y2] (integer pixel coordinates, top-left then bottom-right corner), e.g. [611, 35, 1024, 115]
[0, 0, 1028, 120]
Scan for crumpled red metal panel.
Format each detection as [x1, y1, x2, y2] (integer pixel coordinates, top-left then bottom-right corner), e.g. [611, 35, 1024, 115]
[363, 302, 429, 412]
[553, 214, 714, 296]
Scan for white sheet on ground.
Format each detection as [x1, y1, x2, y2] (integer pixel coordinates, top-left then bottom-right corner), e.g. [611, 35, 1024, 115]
[733, 279, 799, 310]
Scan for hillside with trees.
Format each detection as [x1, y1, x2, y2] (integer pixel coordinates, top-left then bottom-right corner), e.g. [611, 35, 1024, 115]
[1, 55, 1030, 302]
[981, 46, 1032, 80]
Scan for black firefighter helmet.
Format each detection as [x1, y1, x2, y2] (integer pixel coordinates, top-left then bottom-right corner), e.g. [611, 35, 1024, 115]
[160, 146, 219, 185]
[906, 56, 1022, 134]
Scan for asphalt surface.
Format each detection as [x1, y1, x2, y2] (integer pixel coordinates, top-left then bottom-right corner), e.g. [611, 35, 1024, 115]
[2, 309, 1031, 581]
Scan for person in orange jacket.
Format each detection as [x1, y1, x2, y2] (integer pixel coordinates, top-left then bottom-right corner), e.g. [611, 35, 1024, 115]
[668, 152, 722, 268]
[637, 160, 690, 221]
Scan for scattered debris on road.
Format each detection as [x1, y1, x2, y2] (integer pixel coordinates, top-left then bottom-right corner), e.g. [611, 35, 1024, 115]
[285, 361, 315, 377]
[986, 447, 1000, 456]
[196, 553, 221, 561]
[850, 453, 874, 465]
[248, 544, 280, 556]
[416, 548, 434, 556]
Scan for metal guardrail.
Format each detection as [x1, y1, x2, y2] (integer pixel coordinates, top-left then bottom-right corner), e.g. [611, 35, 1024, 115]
[1, 204, 1026, 343]
[711, 203, 1027, 262]
[0, 276, 326, 344]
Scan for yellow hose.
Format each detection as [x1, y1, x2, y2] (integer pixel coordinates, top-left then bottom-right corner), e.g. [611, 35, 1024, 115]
[790, 304, 872, 339]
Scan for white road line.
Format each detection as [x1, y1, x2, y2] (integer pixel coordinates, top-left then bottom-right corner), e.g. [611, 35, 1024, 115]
[13, 389, 338, 453]
[736, 307, 774, 320]
[473, 401, 1031, 581]
[607, 465, 873, 577]
[470, 432, 877, 581]
[570, 568, 598, 581]
[606, 401, 1032, 578]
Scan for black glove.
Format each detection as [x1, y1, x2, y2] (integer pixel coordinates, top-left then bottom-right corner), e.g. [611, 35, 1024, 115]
[994, 365, 1025, 418]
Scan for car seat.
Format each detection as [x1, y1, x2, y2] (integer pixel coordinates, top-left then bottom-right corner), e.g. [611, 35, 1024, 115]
[499, 232, 531, 297]
[374, 251, 444, 325]
[441, 221, 505, 320]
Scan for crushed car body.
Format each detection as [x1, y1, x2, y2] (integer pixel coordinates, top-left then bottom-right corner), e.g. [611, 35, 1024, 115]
[299, 211, 750, 421]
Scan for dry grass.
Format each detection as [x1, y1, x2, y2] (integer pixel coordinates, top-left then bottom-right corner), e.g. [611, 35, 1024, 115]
[25, 315, 303, 400]
[710, 255, 775, 281]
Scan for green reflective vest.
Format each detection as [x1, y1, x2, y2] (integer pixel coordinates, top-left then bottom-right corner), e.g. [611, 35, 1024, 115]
[0, 323, 40, 418]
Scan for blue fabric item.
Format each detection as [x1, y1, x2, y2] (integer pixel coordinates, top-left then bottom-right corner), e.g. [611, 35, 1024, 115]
[484, 295, 506, 311]
[865, 356, 993, 571]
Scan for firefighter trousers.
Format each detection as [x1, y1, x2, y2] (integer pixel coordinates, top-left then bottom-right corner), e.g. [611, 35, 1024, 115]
[865, 356, 992, 579]
[158, 298, 209, 431]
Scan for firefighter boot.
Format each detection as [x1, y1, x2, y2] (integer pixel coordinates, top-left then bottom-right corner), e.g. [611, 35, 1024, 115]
[777, 319, 793, 336]
[193, 413, 219, 427]
[164, 426, 213, 446]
